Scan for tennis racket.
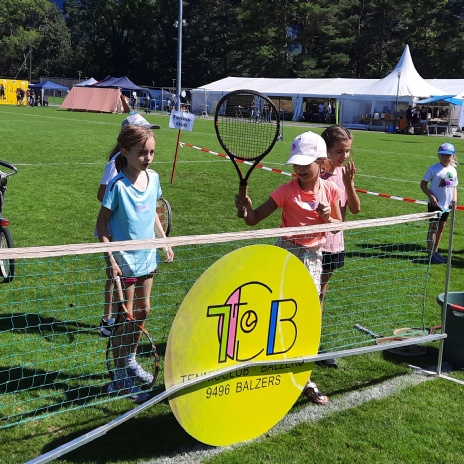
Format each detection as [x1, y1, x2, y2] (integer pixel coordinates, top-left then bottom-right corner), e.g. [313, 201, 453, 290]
[214, 89, 280, 218]
[106, 276, 159, 390]
[354, 323, 426, 356]
[156, 196, 172, 237]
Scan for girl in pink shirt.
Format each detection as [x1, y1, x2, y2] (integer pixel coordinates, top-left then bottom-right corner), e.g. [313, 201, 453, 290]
[320, 126, 360, 308]
[235, 131, 342, 406]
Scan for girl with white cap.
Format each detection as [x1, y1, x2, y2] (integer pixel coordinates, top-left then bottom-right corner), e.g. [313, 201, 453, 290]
[235, 130, 342, 405]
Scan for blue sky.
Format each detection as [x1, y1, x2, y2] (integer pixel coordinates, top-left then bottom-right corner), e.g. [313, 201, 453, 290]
[49, 0, 65, 9]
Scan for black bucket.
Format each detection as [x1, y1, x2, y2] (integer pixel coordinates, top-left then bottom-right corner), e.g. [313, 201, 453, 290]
[437, 292, 464, 367]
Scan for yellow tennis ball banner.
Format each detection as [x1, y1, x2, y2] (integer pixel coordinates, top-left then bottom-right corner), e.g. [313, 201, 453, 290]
[164, 244, 321, 446]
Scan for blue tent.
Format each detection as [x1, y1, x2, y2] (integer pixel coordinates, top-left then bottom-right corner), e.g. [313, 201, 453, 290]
[416, 95, 463, 106]
[29, 80, 69, 105]
[29, 80, 69, 91]
[94, 76, 147, 92]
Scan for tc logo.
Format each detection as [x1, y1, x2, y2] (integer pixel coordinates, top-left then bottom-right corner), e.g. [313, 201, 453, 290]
[207, 282, 298, 363]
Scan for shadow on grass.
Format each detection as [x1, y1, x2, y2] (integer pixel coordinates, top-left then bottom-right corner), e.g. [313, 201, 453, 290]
[381, 342, 464, 371]
[39, 404, 208, 463]
[348, 241, 464, 268]
[0, 312, 97, 343]
[0, 364, 108, 427]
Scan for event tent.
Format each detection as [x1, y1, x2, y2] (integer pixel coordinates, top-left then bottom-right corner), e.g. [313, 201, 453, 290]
[59, 86, 130, 113]
[415, 95, 463, 136]
[426, 79, 464, 98]
[191, 45, 464, 127]
[190, 77, 377, 120]
[95, 76, 147, 92]
[75, 77, 97, 87]
[29, 80, 69, 104]
[29, 80, 69, 92]
[339, 45, 448, 130]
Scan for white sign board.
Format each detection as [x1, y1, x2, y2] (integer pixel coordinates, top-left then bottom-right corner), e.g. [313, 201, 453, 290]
[169, 111, 195, 131]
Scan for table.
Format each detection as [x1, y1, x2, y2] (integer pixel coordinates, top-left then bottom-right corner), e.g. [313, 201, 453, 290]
[428, 119, 450, 136]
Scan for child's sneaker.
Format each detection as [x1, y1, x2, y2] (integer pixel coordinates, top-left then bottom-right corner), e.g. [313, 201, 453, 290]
[430, 252, 446, 264]
[99, 317, 115, 337]
[435, 252, 447, 262]
[126, 361, 154, 385]
[107, 376, 150, 403]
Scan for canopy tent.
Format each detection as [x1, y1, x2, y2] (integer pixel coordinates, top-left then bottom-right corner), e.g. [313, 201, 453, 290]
[190, 77, 377, 120]
[75, 77, 97, 87]
[339, 45, 448, 130]
[426, 79, 464, 97]
[59, 86, 130, 113]
[29, 80, 69, 105]
[29, 80, 69, 91]
[139, 88, 174, 111]
[94, 76, 147, 92]
[416, 95, 463, 106]
[415, 95, 463, 136]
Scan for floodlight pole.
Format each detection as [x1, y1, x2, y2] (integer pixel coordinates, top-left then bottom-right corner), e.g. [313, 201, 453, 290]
[175, 1, 183, 112]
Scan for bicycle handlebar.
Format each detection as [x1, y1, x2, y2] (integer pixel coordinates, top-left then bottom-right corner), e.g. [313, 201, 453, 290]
[0, 160, 18, 177]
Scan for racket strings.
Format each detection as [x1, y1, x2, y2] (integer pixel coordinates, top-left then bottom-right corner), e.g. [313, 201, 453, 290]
[216, 96, 279, 160]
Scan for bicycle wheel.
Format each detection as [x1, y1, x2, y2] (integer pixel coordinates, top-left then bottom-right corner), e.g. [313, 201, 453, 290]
[106, 320, 159, 390]
[0, 227, 14, 283]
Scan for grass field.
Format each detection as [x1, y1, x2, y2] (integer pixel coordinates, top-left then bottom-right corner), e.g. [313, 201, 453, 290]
[0, 104, 463, 463]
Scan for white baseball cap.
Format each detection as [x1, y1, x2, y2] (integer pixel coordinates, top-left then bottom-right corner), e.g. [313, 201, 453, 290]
[286, 131, 327, 165]
[121, 113, 160, 130]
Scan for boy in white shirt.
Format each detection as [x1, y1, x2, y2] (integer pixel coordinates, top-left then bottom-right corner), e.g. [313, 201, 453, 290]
[420, 143, 458, 264]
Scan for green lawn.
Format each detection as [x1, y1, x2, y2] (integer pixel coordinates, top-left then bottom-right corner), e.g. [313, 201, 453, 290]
[0, 104, 463, 463]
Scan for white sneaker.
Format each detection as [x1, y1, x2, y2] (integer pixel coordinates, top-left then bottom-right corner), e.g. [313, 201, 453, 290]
[107, 375, 150, 403]
[126, 361, 154, 385]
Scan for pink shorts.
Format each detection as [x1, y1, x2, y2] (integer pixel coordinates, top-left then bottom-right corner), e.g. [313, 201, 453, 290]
[122, 270, 156, 284]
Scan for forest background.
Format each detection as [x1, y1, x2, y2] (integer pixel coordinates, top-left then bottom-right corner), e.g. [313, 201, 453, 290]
[1, 0, 464, 89]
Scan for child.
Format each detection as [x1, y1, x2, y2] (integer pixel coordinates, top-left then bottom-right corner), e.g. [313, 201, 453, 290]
[320, 127, 360, 308]
[98, 114, 162, 337]
[317, 126, 360, 368]
[235, 131, 342, 405]
[96, 124, 173, 400]
[420, 142, 458, 264]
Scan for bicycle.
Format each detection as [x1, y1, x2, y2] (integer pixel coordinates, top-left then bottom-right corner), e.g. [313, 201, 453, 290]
[0, 160, 18, 283]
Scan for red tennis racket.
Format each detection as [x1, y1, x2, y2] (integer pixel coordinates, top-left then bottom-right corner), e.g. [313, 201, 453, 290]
[106, 276, 159, 390]
[354, 323, 426, 356]
[214, 89, 280, 218]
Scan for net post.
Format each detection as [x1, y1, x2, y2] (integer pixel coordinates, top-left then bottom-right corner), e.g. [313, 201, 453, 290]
[437, 202, 456, 375]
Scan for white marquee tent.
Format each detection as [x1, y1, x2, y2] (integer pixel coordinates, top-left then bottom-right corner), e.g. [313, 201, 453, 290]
[339, 45, 448, 130]
[190, 77, 377, 121]
[190, 45, 464, 128]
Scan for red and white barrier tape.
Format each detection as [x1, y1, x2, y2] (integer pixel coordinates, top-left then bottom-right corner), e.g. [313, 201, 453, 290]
[180, 142, 464, 211]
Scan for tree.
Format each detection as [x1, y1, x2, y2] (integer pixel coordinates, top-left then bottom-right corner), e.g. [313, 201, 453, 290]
[0, 0, 71, 79]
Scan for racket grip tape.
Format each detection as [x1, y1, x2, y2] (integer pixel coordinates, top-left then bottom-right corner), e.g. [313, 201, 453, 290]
[354, 323, 380, 339]
[114, 276, 125, 303]
[237, 184, 248, 218]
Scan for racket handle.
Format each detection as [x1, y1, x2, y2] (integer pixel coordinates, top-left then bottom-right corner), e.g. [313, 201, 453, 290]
[114, 276, 124, 302]
[237, 184, 248, 218]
